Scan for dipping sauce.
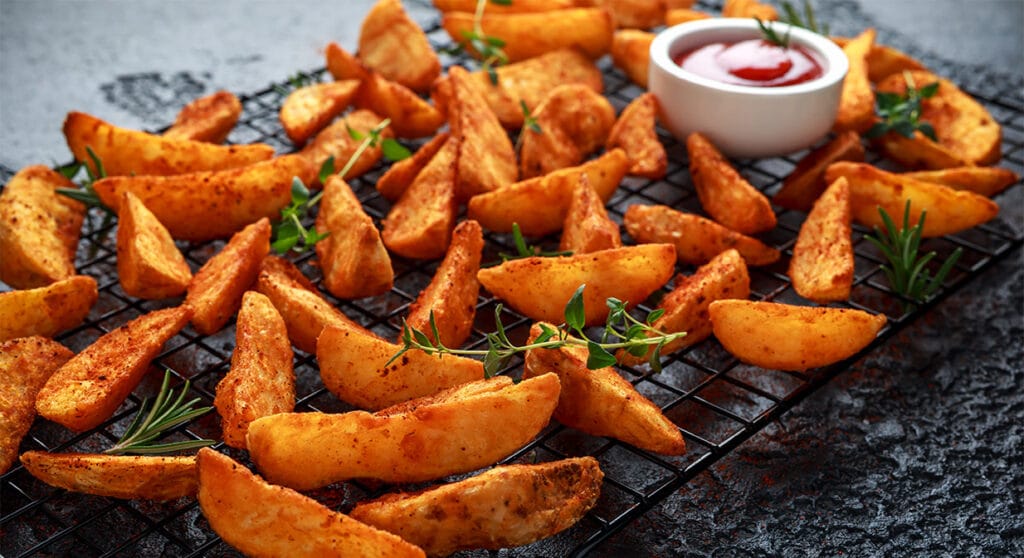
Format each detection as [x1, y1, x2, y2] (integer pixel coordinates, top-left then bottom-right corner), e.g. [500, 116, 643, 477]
[673, 39, 824, 87]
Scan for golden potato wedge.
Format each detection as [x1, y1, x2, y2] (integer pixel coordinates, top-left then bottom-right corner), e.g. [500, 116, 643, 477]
[665, 0, 696, 7]
[350, 457, 602, 556]
[665, 8, 711, 25]
[709, 300, 886, 371]
[300, 109, 390, 184]
[789, 177, 854, 302]
[0, 337, 73, 473]
[902, 166, 1019, 198]
[93, 154, 312, 242]
[524, 324, 685, 455]
[315, 176, 393, 299]
[520, 84, 616, 179]
[0, 275, 98, 342]
[772, 131, 865, 212]
[722, 0, 777, 19]
[280, 80, 360, 145]
[63, 111, 273, 177]
[116, 191, 191, 299]
[611, 30, 654, 88]
[197, 449, 425, 558]
[598, 0, 665, 29]
[163, 90, 242, 144]
[0, 165, 84, 289]
[405, 219, 484, 349]
[246, 374, 561, 489]
[435, 0, 574, 10]
[21, 451, 197, 501]
[617, 249, 750, 367]
[317, 324, 484, 410]
[255, 255, 376, 354]
[607, 92, 667, 179]
[870, 131, 964, 170]
[477, 244, 675, 326]
[359, 0, 441, 93]
[35, 305, 192, 432]
[442, 8, 614, 62]
[449, 66, 518, 198]
[825, 162, 999, 237]
[467, 148, 629, 236]
[687, 132, 777, 235]
[832, 38, 928, 84]
[559, 175, 622, 254]
[376, 131, 450, 201]
[326, 41, 371, 82]
[214, 291, 294, 449]
[832, 28, 876, 134]
[184, 218, 270, 335]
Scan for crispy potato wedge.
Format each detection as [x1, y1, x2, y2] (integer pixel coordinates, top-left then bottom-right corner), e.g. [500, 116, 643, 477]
[21, 452, 197, 501]
[163, 90, 242, 144]
[116, 191, 191, 299]
[665, 0, 696, 7]
[326, 41, 371, 82]
[617, 249, 750, 366]
[710, 300, 886, 371]
[789, 177, 854, 302]
[477, 244, 675, 326]
[35, 305, 192, 432]
[300, 109, 390, 184]
[93, 154, 312, 242]
[832, 38, 927, 84]
[0, 337, 73, 473]
[722, 0, 777, 19]
[359, 0, 440, 93]
[197, 448, 425, 558]
[63, 111, 273, 177]
[687, 132, 777, 235]
[185, 218, 270, 335]
[559, 175, 622, 254]
[597, 0, 665, 29]
[317, 324, 484, 411]
[607, 92, 667, 179]
[520, 84, 616, 179]
[825, 162, 999, 237]
[405, 219, 484, 349]
[832, 28, 876, 134]
[902, 166, 1019, 198]
[316, 176, 393, 299]
[611, 30, 654, 88]
[665, 8, 711, 25]
[214, 291, 294, 448]
[772, 131, 865, 212]
[434, 0, 574, 11]
[247, 374, 561, 489]
[0, 276, 98, 342]
[524, 324, 685, 455]
[350, 457, 602, 556]
[0, 165, 84, 289]
[280, 81, 359, 145]
[624, 204, 780, 266]
[376, 131, 450, 201]
[442, 8, 614, 62]
[449, 66, 518, 198]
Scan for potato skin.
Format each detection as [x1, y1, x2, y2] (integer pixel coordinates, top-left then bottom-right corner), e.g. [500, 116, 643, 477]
[0, 275, 97, 342]
[116, 190, 192, 299]
[687, 132, 776, 235]
[789, 177, 854, 303]
[902, 166, 1019, 198]
[20, 451, 197, 501]
[450, 66, 517, 199]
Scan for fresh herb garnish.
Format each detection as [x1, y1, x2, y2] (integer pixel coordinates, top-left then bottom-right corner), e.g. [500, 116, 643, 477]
[443, 0, 510, 84]
[513, 100, 542, 152]
[780, 0, 828, 35]
[756, 18, 791, 48]
[55, 146, 114, 214]
[865, 200, 962, 303]
[104, 370, 214, 456]
[866, 71, 939, 141]
[496, 223, 571, 263]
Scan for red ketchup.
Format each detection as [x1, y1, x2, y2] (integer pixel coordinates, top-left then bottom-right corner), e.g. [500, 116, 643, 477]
[673, 39, 824, 87]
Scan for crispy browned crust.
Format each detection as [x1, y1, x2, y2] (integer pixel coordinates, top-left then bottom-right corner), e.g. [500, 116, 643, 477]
[441, 8, 614, 62]
[164, 90, 243, 144]
[789, 177, 854, 303]
[606, 92, 667, 179]
[773, 131, 865, 212]
[280, 81, 360, 145]
[559, 175, 622, 254]
[832, 28, 876, 134]
[358, 0, 441, 94]
[520, 84, 616, 179]
[450, 65, 517, 198]
[611, 30, 654, 88]
[116, 191, 191, 299]
[20, 451, 197, 501]
[687, 132, 777, 235]
[0, 275, 98, 342]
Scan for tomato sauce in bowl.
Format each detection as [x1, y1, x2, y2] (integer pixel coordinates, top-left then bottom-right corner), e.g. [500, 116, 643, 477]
[673, 39, 824, 87]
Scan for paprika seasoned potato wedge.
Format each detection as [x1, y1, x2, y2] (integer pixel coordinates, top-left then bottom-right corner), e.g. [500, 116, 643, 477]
[598, 0, 665, 29]
[520, 84, 616, 179]
[35, 305, 192, 432]
[376, 131, 450, 201]
[300, 109, 389, 184]
[606, 92, 667, 179]
[359, 0, 440, 94]
[902, 166, 1019, 198]
[832, 37, 927, 84]
[197, 448, 425, 558]
[434, 0, 574, 11]
[722, 0, 777, 19]
[709, 300, 886, 371]
[772, 131, 865, 212]
[280, 80, 359, 145]
[0, 275, 98, 342]
[789, 177, 854, 302]
[610, 30, 654, 88]
[449, 65, 517, 198]
[832, 28, 876, 134]
[164, 90, 242, 144]
[687, 132, 776, 235]
[665, 8, 711, 25]
[116, 191, 191, 300]
[316, 176, 393, 299]
[246, 374, 560, 489]
[350, 457, 602, 556]
[63, 111, 273, 177]
[559, 175, 622, 254]
[442, 8, 614, 62]
[477, 244, 676, 326]
[20, 452, 197, 501]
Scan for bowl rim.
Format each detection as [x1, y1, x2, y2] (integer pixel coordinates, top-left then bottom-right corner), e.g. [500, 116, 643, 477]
[649, 17, 849, 96]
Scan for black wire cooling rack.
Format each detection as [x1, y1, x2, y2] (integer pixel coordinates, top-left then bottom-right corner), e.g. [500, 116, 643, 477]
[2, 5, 1022, 558]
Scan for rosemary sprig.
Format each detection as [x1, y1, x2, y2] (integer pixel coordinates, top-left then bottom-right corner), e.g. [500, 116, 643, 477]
[104, 370, 214, 456]
[496, 222, 572, 263]
[443, 0, 510, 84]
[756, 18, 791, 48]
[865, 200, 962, 303]
[55, 146, 114, 214]
[780, 0, 828, 35]
[866, 71, 939, 141]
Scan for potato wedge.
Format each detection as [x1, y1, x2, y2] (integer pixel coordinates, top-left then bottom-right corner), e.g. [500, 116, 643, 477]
[197, 449, 424, 558]
[405, 219, 484, 349]
[350, 457, 602, 556]
[520, 84, 616, 179]
[116, 191, 192, 299]
[376, 131, 450, 202]
[317, 324, 484, 410]
[0, 275, 98, 342]
[617, 249, 750, 366]
[315, 176, 393, 299]
[280, 81, 359, 145]
[524, 324, 685, 455]
[665, 8, 711, 25]
[214, 291, 294, 449]
[359, 0, 440, 94]
[163, 90, 242, 144]
[559, 175, 622, 254]
[772, 131, 865, 212]
[832, 38, 928, 84]
[442, 8, 614, 62]
[709, 300, 886, 371]
[477, 244, 676, 325]
[35, 305, 192, 431]
[93, 154, 312, 242]
[435, 0, 574, 11]
[722, 0, 777, 19]
[0, 337, 73, 474]
[300, 109, 390, 183]
[63, 111, 273, 176]
[789, 177, 854, 302]
[902, 166, 1019, 198]
[825, 162, 999, 237]
[184, 218, 270, 335]
[326, 41, 371, 82]
[0, 165, 84, 289]
[607, 92, 667, 179]
[832, 28, 876, 134]
[687, 132, 777, 235]
[20, 451, 197, 501]
[597, 0, 665, 29]
[611, 30, 654, 88]
[246, 374, 561, 489]
[449, 65, 518, 198]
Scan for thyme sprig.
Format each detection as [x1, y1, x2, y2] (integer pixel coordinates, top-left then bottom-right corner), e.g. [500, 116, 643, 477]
[497, 223, 572, 263]
[756, 18, 791, 48]
[443, 0, 510, 84]
[780, 0, 828, 35]
[104, 370, 214, 456]
[55, 146, 114, 214]
[513, 100, 543, 153]
[866, 71, 939, 141]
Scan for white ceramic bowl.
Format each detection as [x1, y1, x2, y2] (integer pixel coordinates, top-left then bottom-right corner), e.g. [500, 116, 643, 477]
[649, 18, 849, 159]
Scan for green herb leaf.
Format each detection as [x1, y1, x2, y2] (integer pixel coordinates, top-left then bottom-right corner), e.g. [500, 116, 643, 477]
[756, 18, 790, 48]
[866, 72, 939, 142]
[104, 370, 214, 455]
[381, 138, 412, 162]
[780, 0, 829, 35]
[585, 342, 617, 369]
[564, 285, 587, 331]
[318, 156, 336, 184]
